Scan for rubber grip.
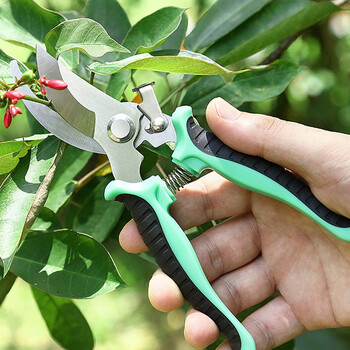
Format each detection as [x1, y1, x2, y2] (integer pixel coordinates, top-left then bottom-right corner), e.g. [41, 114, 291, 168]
[186, 117, 350, 229]
[117, 194, 242, 349]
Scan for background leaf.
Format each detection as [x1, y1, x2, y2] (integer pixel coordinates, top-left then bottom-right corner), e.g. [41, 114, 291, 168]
[0, 136, 60, 275]
[83, 0, 130, 44]
[32, 287, 94, 350]
[0, 0, 65, 50]
[185, 0, 272, 51]
[205, 0, 339, 65]
[45, 18, 129, 58]
[89, 50, 230, 75]
[0, 49, 27, 83]
[66, 175, 124, 242]
[182, 61, 304, 115]
[11, 229, 124, 298]
[45, 146, 92, 213]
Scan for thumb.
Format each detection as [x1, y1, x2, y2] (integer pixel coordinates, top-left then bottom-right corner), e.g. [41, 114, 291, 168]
[206, 98, 335, 182]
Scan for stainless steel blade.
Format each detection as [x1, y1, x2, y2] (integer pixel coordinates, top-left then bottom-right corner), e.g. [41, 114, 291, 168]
[10, 60, 105, 154]
[36, 46, 144, 182]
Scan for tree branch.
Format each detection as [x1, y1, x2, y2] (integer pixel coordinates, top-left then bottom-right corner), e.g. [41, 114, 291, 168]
[261, 33, 301, 65]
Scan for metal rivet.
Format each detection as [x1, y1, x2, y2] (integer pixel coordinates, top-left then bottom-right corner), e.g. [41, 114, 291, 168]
[107, 114, 135, 143]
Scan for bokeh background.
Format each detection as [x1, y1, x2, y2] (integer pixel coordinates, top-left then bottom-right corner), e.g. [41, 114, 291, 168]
[0, 0, 350, 349]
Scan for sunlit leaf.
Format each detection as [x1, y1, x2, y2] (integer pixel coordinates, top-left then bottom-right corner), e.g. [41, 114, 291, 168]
[89, 50, 230, 75]
[45, 18, 129, 58]
[0, 138, 44, 175]
[205, 0, 339, 65]
[11, 229, 124, 298]
[0, 136, 60, 275]
[182, 61, 304, 115]
[32, 287, 94, 350]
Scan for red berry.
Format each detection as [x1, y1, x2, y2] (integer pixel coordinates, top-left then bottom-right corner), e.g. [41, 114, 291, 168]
[40, 86, 47, 95]
[3, 109, 11, 128]
[4, 90, 25, 100]
[15, 107, 22, 115]
[11, 99, 18, 105]
[9, 104, 18, 116]
[38, 76, 47, 85]
[46, 79, 68, 90]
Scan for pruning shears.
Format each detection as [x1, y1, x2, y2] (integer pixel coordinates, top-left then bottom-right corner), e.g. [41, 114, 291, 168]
[11, 47, 350, 350]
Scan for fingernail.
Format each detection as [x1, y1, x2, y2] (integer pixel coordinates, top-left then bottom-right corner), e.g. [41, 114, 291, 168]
[214, 98, 241, 120]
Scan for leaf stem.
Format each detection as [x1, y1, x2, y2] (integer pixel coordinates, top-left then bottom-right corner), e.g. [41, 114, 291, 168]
[261, 33, 301, 65]
[23, 95, 52, 107]
[75, 159, 110, 192]
[160, 82, 187, 108]
[89, 72, 95, 85]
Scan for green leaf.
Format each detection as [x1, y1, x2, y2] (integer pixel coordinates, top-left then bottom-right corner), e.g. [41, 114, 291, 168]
[0, 49, 27, 83]
[32, 287, 94, 350]
[11, 229, 124, 298]
[185, 0, 272, 51]
[83, 0, 130, 44]
[123, 7, 185, 55]
[105, 6, 185, 99]
[157, 12, 188, 51]
[67, 176, 124, 242]
[0, 141, 33, 175]
[0, 139, 43, 175]
[0, 136, 60, 275]
[45, 145, 93, 213]
[182, 61, 304, 116]
[45, 18, 129, 58]
[89, 50, 230, 75]
[0, 0, 65, 50]
[31, 207, 61, 231]
[205, 0, 339, 66]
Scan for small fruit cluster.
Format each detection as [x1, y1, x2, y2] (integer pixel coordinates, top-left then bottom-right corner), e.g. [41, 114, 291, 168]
[38, 76, 68, 95]
[0, 90, 25, 128]
[1, 69, 68, 129]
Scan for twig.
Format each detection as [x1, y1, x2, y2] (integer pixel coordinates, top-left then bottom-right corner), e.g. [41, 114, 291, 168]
[261, 33, 301, 65]
[23, 94, 52, 107]
[75, 159, 110, 192]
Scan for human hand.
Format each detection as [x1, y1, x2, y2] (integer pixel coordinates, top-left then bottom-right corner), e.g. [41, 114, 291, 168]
[120, 98, 350, 350]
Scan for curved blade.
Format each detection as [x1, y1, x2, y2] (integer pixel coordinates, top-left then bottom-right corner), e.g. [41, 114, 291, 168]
[10, 60, 105, 154]
[36, 46, 144, 182]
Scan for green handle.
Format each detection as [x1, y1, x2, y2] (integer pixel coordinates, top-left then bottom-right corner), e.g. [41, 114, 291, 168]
[171, 106, 350, 242]
[105, 176, 256, 350]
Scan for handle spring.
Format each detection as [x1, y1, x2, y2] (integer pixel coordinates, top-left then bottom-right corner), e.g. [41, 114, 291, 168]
[164, 166, 194, 194]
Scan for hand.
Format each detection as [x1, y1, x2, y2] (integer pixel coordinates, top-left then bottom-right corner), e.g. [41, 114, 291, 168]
[120, 98, 350, 350]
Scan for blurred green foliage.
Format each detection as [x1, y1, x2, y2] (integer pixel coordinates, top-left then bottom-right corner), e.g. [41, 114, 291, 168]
[0, 1, 349, 350]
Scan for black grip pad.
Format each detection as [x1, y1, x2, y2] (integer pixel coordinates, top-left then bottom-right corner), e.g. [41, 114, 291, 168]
[117, 194, 242, 350]
[187, 117, 350, 228]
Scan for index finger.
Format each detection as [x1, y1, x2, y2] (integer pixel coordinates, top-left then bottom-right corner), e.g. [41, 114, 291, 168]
[119, 171, 252, 253]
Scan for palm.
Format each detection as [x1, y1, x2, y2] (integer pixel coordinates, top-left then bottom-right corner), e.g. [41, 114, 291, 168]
[251, 193, 350, 332]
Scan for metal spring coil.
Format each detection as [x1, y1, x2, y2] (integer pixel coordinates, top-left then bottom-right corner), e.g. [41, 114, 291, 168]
[164, 166, 193, 194]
